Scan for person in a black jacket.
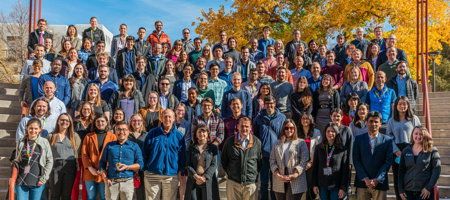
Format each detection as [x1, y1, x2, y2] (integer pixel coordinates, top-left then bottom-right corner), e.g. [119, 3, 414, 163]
[290, 76, 313, 125]
[386, 61, 419, 113]
[221, 117, 262, 200]
[398, 126, 441, 200]
[312, 123, 350, 200]
[28, 18, 53, 55]
[82, 17, 105, 46]
[185, 125, 220, 200]
[116, 36, 137, 80]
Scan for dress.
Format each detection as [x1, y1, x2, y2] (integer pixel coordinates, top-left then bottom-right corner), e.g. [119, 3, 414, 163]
[315, 91, 332, 132]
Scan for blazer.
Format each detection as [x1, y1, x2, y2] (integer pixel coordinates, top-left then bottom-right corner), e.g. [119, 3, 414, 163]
[185, 143, 220, 200]
[116, 48, 137, 79]
[134, 39, 152, 57]
[387, 74, 419, 109]
[81, 131, 117, 182]
[270, 139, 309, 194]
[28, 30, 53, 52]
[19, 75, 38, 105]
[352, 132, 393, 191]
[147, 55, 167, 76]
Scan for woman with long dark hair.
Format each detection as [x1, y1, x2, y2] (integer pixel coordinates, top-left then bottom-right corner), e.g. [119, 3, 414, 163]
[290, 76, 313, 122]
[387, 96, 421, 199]
[61, 25, 81, 50]
[78, 38, 93, 64]
[12, 118, 53, 200]
[297, 113, 322, 200]
[139, 91, 162, 131]
[312, 74, 340, 132]
[185, 125, 220, 200]
[270, 119, 309, 199]
[48, 113, 81, 200]
[19, 60, 43, 116]
[312, 123, 350, 200]
[69, 63, 89, 115]
[114, 75, 145, 122]
[341, 93, 360, 126]
[252, 83, 272, 118]
[77, 83, 111, 121]
[81, 115, 116, 200]
[399, 127, 440, 200]
[349, 103, 369, 137]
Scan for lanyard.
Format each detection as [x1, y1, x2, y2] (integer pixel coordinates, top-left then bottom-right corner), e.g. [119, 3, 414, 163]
[326, 145, 335, 167]
[25, 141, 37, 165]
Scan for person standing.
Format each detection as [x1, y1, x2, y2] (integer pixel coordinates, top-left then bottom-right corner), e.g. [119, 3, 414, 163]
[82, 17, 105, 46]
[11, 118, 53, 200]
[81, 115, 117, 200]
[312, 123, 350, 200]
[366, 71, 397, 125]
[353, 111, 393, 200]
[221, 72, 253, 118]
[99, 121, 144, 200]
[48, 113, 81, 200]
[110, 24, 128, 60]
[253, 96, 286, 200]
[398, 127, 441, 200]
[270, 119, 309, 199]
[142, 109, 186, 200]
[222, 117, 262, 200]
[27, 19, 53, 55]
[270, 67, 294, 118]
[146, 20, 171, 49]
[185, 125, 220, 200]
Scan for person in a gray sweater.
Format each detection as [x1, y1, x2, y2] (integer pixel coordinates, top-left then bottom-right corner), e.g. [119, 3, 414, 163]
[270, 67, 293, 118]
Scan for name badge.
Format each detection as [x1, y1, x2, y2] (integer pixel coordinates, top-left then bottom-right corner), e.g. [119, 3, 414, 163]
[323, 167, 332, 176]
[24, 165, 31, 174]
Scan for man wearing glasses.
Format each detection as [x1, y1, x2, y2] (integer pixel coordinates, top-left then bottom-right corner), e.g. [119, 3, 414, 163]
[181, 28, 195, 53]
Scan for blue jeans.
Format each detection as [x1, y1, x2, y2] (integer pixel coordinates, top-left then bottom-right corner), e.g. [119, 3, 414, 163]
[259, 156, 275, 200]
[85, 181, 105, 200]
[319, 186, 339, 200]
[16, 184, 45, 200]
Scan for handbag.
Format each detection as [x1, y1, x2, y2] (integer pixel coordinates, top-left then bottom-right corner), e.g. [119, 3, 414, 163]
[133, 173, 141, 189]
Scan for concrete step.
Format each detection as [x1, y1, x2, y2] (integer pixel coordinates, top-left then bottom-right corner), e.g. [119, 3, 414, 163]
[430, 123, 450, 130]
[0, 100, 21, 109]
[0, 114, 21, 123]
[418, 116, 450, 123]
[0, 107, 21, 115]
[0, 88, 18, 96]
[0, 138, 15, 147]
[434, 138, 450, 146]
[0, 122, 19, 131]
[429, 130, 450, 138]
[417, 109, 450, 116]
[418, 92, 450, 98]
[0, 129, 17, 139]
[0, 147, 15, 157]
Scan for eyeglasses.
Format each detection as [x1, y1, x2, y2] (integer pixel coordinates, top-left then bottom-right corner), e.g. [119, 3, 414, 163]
[183, 32, 190, 34]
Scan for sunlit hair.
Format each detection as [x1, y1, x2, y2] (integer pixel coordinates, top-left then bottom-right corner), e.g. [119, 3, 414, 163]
[280, 119, 298, 142]
[85, 83, 102, 107]
[129, 113, 146, 133]
[410, 126, 433, 152]
[29, 98, 51, 117]
[120, 74, 137, 98]
[393, 96, 414, 121]
[294, 76, 312, 107]
[77, 101, 96, 124]
[50, 113, 77, 151]
[319, 74, 336, 95]
[24, 118, 42, 141]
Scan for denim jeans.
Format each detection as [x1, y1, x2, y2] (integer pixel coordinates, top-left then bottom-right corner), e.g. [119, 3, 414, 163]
[16, 184, 46, 200]
[259, 156, 276, 200]
[319, 186, 339, 200]
[85, 181, 106, 200]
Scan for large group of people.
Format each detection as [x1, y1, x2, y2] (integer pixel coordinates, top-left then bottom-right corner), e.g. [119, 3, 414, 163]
[12, 16, 441, 200]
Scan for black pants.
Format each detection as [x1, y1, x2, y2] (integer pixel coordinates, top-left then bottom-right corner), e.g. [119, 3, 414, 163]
[405, 190, 434, 200]
[50, 159, 77, 200]
[134, 171, 146, 200]
[305, 168, 317, 200]
[393, 143, 409, 200]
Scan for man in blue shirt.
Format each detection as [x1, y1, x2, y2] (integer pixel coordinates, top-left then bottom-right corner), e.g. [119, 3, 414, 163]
[258, 26, 276, 58]
[38, 58, 71, 105]
[143, 109, 186, 200]
[386, 61, 418, 112]
[366, 71, 397, 125]
[99, 121, 143, 199]
[308, 62, 322, 92]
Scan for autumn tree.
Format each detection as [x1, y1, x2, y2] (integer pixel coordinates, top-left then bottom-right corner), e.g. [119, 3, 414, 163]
[194, 0, 450, 78]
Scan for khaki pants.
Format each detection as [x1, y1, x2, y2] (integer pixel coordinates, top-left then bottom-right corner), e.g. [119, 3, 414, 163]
[144, 172, 178, 200]
[356, 187, 387, 200]
[226, 179, 257, 200]
[105, 179, 134, 200]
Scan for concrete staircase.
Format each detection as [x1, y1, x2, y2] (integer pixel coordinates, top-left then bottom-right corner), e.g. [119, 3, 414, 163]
[0, 83, 449, 199]
[0, 83, 21, 199]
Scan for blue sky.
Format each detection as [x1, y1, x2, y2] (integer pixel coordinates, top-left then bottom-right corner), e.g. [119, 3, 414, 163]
[1, 0, 230, 40]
